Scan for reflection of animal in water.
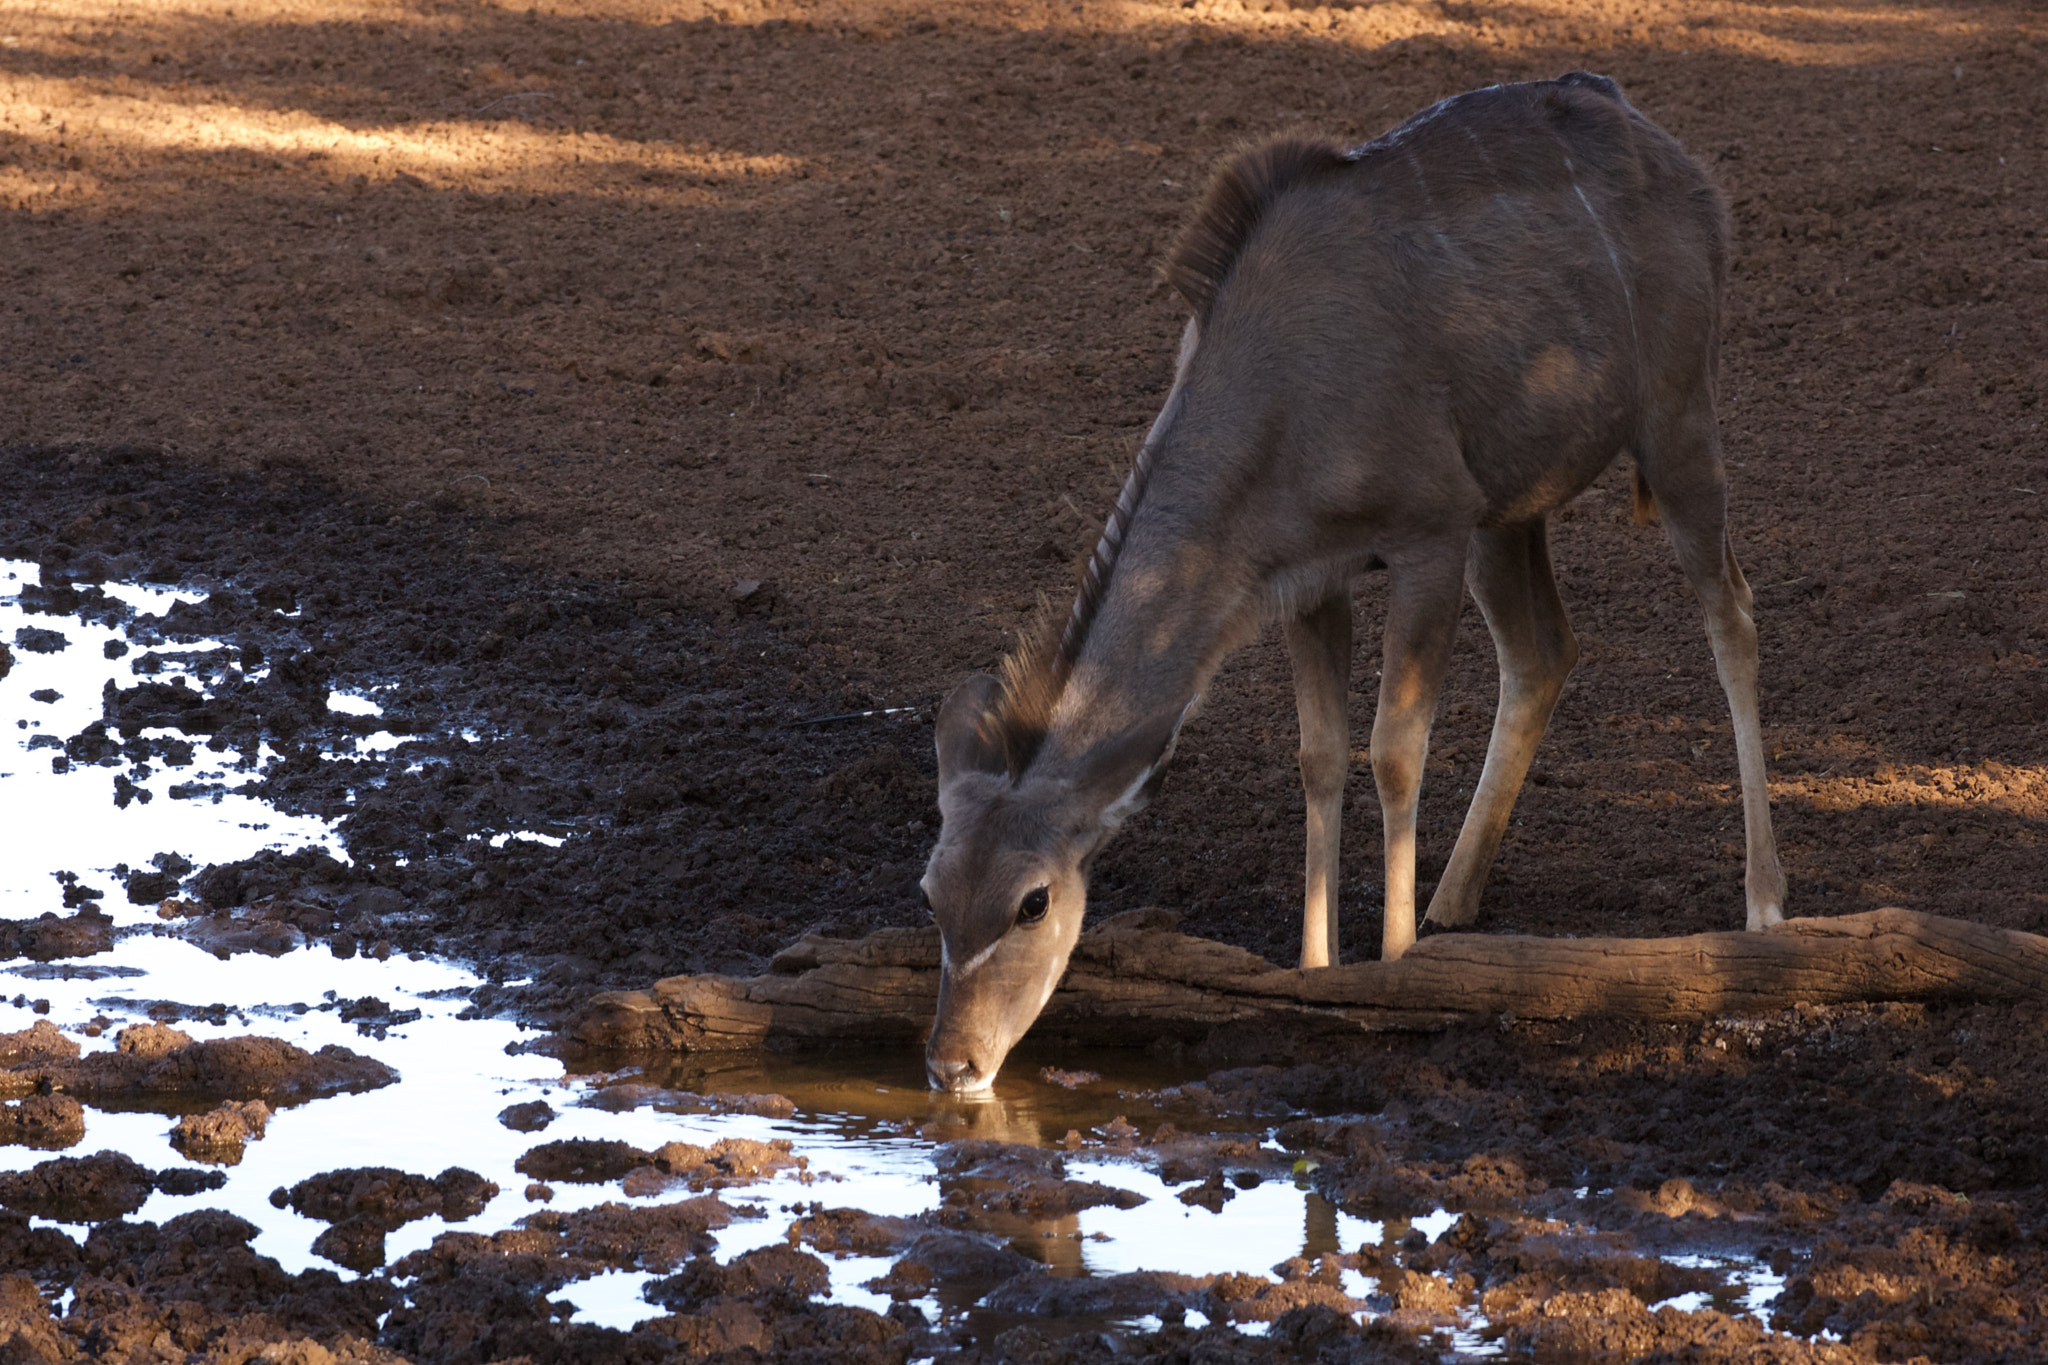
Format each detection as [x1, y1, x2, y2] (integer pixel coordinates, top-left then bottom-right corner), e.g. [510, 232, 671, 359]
[917, 73, 1785, 1094]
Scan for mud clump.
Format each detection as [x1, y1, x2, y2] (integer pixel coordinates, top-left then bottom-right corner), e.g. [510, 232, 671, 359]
[863, 1230, 1041, 1300]
[1774, 1181, 2046, 1360]
[496, 1099, 555, 1132]
[0, 1209, 81, 1282]
[584, 1081, 797, 1119]
[1204, 1268, 1366, 1325]
[1498, 1288, 1857, 1363]
[1175, 1170, 1237, 1212]
[1150, 1128, 1287, 1185]
[1145, 1126, 1291, 1216]
[977, 1307, 1439, 1365]
[656, 1302, 908, 1364]
[791, 1206, 926, 1257]
[175, 911, 304, 958]
[278, 1166, 498, 1225]
[0, 1273, 70, 1365]
[390, 1262, 904, 1365]
[334, 996, 423, 1031]
[513, 1137, 651, 1184]
[273, 1167, 499, 1272]
[117, 1022, 193, 1057]
[307, 1223, 391, 1275]
[3, 1031, 395, 1104]
[62, 1209, 394, 1360]
[0, 1021, 78, 1066]
[532, 1196, 746, 1271]
[1, 1093, 85, 1149]
[934, 1139, 1146, 1216]
[1038, 1066, 1102, 1089]
[171, 1099, 273, 1162]
[382, 1196, 753, 1357]
[627, 1137, 800, 1194]
[0, 1150, 157, 1222]
[153, 1167, 229, 1197]
[981, 1268, 1215, 1318]
[645, 1244, 830, 1311]
[0, 908, 115, 963]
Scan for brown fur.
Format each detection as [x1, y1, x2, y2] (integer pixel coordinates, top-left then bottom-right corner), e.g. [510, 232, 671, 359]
[1633, 465, 1659, 524]
[1166, 138, 1353, 321]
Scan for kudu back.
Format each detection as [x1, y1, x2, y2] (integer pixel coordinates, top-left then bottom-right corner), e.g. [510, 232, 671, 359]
[920, 74, 1785, 1093]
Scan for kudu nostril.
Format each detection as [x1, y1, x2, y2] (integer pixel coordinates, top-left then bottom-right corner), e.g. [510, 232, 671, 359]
[927, 1057, 977, 1090]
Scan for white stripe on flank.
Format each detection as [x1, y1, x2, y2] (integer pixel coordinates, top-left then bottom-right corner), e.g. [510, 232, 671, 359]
[1459, 122, 1499, 180]
[1403, 147, 1465, 262]
[1564, 157, 1640, 354]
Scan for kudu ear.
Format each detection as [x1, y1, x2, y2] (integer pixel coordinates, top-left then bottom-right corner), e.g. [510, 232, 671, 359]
[1075, 696, 1198, 830]
[935, 673, 1008, 782]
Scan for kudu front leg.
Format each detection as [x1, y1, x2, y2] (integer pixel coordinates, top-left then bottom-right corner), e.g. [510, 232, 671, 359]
[1371, 551, 1467, 961]
[1426, 521, 1579, 928]
[1285, 594, 1353, 969]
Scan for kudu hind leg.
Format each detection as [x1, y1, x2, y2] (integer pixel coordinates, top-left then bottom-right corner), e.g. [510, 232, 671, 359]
[1425, 521, 1579, 928]
[1643, 432, 1787, 929]
[1371, 550, 1467, 961]
[1285, 594, 1353, 969]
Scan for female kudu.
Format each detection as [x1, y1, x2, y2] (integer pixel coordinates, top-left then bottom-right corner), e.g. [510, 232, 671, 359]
[919, 74, 1785, 1094]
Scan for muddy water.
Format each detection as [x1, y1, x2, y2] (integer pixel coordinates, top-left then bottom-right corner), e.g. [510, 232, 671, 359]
[0, 563, 338, 917]
[2, 559, 1790, 1352]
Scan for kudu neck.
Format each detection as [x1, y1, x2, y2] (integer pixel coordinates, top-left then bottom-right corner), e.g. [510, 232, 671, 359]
[1032, 544, 1249, 773]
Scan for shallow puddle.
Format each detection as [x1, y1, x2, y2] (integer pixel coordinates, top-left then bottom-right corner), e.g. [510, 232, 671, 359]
[1, 560, 339, 918]
[2, 558, 1792, 1354]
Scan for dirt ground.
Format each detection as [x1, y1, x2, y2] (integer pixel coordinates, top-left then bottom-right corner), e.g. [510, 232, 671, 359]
[3, 0, 2047, 1359]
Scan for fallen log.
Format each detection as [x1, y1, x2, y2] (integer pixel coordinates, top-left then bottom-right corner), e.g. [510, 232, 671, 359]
[567, 907, 2048, 1054]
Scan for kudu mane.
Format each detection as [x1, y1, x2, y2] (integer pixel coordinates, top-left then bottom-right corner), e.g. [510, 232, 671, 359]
[1166, 137, 1353, 322]
[980, 137, 1355, 778]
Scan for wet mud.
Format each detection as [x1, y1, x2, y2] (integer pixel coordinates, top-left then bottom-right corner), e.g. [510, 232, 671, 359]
[4, 0, 2048, 1357]
[0, 1094, 86, 1150]
[0, 910, 116, 964]
[276, 1168, 501, 1274]
[170, 1099, 273, 1163]
[0, 1008, 2045, 1360]
[0, 1020, 395, 1108]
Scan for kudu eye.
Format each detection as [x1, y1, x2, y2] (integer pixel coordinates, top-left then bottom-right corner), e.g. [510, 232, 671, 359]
[1017, 886, 1050, 925]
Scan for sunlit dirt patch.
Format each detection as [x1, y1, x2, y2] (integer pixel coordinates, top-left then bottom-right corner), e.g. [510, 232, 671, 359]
[0, 72, 804, 214]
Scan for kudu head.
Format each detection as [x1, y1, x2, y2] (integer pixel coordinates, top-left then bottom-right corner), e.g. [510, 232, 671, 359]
[920, 673, 1186, 1093]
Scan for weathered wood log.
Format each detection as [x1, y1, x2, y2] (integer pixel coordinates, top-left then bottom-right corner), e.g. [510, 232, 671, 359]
[567, 908, 2048, 1054]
